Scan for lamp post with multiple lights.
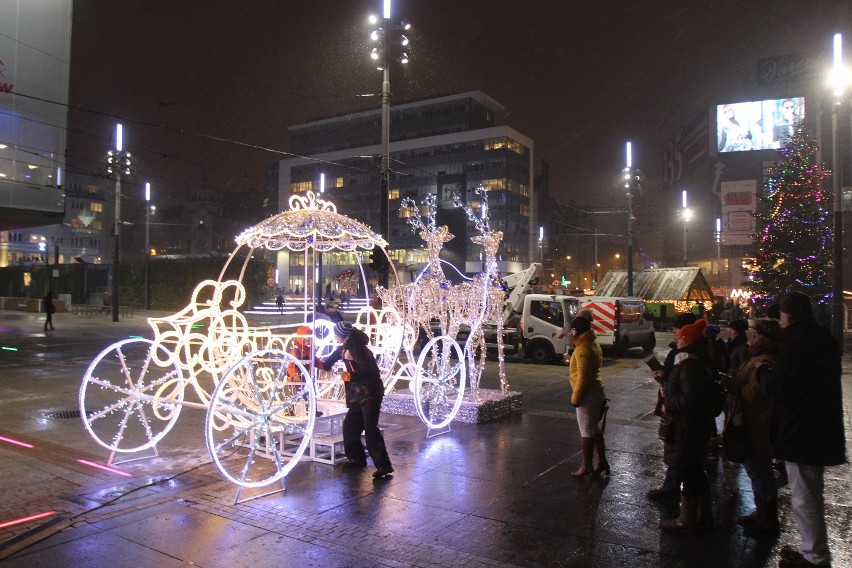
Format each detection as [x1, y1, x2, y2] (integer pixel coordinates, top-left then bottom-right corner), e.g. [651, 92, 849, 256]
[828, 32, 849, 351]
[368, 0, 410, 287]
[107, 124, 131, 322]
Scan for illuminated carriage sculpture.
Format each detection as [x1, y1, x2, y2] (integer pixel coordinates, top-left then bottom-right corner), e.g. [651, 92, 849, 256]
[79, 189, 511, 497]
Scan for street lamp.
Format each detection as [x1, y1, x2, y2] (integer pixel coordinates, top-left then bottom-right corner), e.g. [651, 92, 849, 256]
[623, 142, 639, 296]
[107, 124, 131, 322]
[144, 182, 151, 310]
[715, 217, 722, 281]
[368, 0, 410, 288]
[681, 190, 692, 266]
[538, 226, 544, 264]
[828, 32, 849, 351]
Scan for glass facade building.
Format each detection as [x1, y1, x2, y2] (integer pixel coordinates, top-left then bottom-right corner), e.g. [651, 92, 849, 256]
[273, 92, 535, 294]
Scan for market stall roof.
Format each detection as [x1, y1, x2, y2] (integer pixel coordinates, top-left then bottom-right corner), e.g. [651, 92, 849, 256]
[236, 191, 387, 252]
[595, 268, 714, 302]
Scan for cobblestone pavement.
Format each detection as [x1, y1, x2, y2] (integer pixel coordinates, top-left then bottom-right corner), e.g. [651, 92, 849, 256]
[0, 311, 850, 567]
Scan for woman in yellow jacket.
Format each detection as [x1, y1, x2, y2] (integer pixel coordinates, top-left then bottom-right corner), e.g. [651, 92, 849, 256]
[568, 316, 609, 478]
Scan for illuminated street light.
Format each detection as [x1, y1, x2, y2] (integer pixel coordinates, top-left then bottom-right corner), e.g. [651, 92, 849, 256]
[144, 182, 152, 310]
[828, 33, 848, 351]
[107, 124, 131, 322]
[623, 142, 639, 296]
[367, 0, 411, 287]
[538, 226, 544, 264]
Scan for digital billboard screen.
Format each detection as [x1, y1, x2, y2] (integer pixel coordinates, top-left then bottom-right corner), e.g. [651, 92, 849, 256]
[716, 97, 805, 153]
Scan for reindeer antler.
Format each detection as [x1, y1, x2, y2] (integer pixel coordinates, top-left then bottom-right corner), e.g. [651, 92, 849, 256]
[453, 185, 490, 235]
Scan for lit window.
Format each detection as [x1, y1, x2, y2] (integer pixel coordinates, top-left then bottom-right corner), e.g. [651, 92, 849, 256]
[389, 189, 400, 199]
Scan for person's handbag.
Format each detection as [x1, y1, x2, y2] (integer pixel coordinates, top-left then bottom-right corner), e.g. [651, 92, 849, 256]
[722, 394, 749, 463]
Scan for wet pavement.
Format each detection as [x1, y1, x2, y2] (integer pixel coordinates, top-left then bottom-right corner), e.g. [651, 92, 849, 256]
[0, 310, 850, 567]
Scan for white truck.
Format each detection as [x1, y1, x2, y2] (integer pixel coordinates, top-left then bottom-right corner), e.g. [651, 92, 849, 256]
[578, 296, 656, 355]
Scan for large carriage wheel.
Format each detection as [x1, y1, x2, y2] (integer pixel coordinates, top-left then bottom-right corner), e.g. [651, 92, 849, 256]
[205, 349, 315, 488]
[80, 339, 184, 453]
[413, 336, 466, 429]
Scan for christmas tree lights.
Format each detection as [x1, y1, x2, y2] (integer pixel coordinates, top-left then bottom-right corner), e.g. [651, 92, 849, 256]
[749, 127, 833, 302]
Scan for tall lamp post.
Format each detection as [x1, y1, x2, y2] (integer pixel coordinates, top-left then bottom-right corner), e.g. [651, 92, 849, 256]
[144, 182, 151, 310]
[538, 226, 544, 264]
[829, 32, 849, 351]
[623, 142, 638, 296]
[368, 0, 410, 288]
[681, 190, 692, 266]
[107, 124, 131, 322]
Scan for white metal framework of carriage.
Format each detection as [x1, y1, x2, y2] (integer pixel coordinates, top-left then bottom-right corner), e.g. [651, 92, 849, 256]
[79, 189, 510, 500]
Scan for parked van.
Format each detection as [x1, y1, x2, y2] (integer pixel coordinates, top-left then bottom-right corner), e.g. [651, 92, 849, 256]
[579, 297, 655, 355]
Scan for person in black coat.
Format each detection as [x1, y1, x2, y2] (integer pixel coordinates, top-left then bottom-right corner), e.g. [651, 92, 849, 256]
[315, 321, 393, 478]
[660, 321, 717, 532]
[726, 319, 749, 375]
[760, 292, 845, 566]
[647, 312, 696, 502]
[43, 291, 56, 331]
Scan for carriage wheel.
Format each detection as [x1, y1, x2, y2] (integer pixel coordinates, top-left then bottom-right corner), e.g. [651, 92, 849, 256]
[205, 349, 316, 488]
[80, 339, 184, 453]
[413, 336, 466, 429]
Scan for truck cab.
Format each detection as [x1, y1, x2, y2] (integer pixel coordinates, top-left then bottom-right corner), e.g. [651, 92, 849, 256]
[520, 293, 580, 364]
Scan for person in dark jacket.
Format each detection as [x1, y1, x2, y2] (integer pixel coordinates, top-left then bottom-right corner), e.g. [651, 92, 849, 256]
[726, 319, 749, 375]
[660, 321, 717, 532]
[720, 318, 782, 537]
[43, 291, 56, 332]
[315, 321, 393, 478]
[761, 292, 845, 567]
[647, 312, 696, 502]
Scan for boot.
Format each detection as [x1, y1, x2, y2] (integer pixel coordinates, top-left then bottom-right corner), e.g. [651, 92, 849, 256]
[695, 493, 714, 531]
[661, 494, 698, 532]
[570, 437, 595, 478]
[592, 434, 610, 478]
[737, 494, 762, 526]
[742, 500, 780, 537]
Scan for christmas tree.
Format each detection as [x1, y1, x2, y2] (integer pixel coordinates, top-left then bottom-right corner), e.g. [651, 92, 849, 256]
[748, 127, 833, 301]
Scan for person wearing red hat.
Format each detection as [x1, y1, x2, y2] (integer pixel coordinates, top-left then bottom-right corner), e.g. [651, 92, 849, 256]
[660, 321, 718, 532]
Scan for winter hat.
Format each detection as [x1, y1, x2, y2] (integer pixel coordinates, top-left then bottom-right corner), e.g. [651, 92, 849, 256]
[780, 291, 812, 320]
[570, 316, 591, 333]
[673, 312, 697, 329]
[334, 320, 354, 340]
[729, 319, 748, 334]
[766, 303, 781, 319]
[676, 322, 705, 346]
[705, 324, 721, 339]
[753, 318, 781, 343]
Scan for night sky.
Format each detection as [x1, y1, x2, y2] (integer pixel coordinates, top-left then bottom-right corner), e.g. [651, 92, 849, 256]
[67, 0, 850, 256]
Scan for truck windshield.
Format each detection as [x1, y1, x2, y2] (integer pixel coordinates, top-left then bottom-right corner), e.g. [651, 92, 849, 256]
[530, 301, 564, 327]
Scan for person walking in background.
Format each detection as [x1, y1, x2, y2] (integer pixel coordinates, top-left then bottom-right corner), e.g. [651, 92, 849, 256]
[660, 321, 717, 532]
[760, 292, 845, 567]
[275, 293, 284, 314]
[720, 318, 782, 537]
[726, 319, 749, 375]
[315, 321, 393, 478]
[43, 291, 56, 332]
[647, 312, 696, 502]
[567, 316, 609, 478]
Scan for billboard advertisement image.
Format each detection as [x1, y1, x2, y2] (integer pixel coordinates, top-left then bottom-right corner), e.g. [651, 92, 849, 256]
[716, 97, 805, 153]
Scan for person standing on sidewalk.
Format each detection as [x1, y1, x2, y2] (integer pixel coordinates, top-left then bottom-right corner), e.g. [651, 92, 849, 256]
[720, 318, 782, 537]
[43, 291, 56, 332]
[315, 321, 394, 478]
[761, 291, 845, 567]
[568, 316, 609, 478]
[660, 321, 717, 532]
[647, 312, 696, 502]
